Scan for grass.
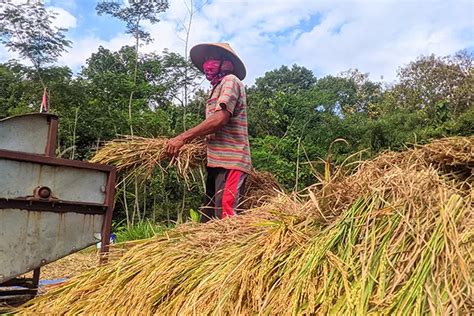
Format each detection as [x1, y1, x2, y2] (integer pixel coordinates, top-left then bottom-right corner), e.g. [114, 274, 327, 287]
[113, 220, 171, 243]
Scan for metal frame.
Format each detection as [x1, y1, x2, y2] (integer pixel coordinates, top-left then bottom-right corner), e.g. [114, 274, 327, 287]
[45, 115, 58, 157]
[0, 149, 114, 172]
[0, 198, 107, 215]
[0, 114, 116, 298]
[101, 168, 116, 255]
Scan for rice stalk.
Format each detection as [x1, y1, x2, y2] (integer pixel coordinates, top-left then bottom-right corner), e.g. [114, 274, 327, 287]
[90, 136, 207, 184]
[17, 136, 473, 315]
[90, 135, 283, 207]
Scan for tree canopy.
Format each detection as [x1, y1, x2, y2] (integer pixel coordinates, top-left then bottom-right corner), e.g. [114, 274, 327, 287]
[0, 1, 71, 88]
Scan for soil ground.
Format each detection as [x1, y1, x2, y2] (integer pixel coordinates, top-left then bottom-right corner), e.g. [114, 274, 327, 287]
[22, 248, 100, 281]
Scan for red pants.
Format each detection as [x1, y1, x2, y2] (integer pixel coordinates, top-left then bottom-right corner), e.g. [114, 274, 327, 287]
[201, 167, 248, 222]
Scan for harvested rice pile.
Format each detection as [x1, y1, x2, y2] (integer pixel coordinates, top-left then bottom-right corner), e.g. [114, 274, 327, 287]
[19, 137, 473, 315]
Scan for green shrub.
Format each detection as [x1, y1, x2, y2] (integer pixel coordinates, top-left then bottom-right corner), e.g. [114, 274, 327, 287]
[114, 220, 171, 243]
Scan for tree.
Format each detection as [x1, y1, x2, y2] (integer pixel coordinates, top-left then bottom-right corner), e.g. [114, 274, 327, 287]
[248, 65, 317, 137]
[173, 0, 209, 129]
[308, 71, 383, 117]
[96, 1, 170, 225]
[389, 51, 473, 118]
[0, 63, 19, 117]
[96, 0, 169, 45]
[310, 75, 357, 115]
[0, 1, 71, 89]
[96, 0, 169, 135]
[159, 50, 203, 110]
[80, 46, 176, 140]
[339, 69, 383, 117]
[253, 64, 317, 97]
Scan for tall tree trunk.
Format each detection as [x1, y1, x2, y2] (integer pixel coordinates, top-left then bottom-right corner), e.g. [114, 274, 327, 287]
[182, 0, 194, 130]
[294, 136, 301, 191]
[127, 27, 140, 136]
[178, 187, 186, 224]
[142, 183, 147, 222]
[152, 192, 156, 222]
[129, 25, 141, 222]
[132, 180, 141, 223]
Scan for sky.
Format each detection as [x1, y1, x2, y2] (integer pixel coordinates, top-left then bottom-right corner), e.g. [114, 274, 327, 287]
[1, 0, 473, 84]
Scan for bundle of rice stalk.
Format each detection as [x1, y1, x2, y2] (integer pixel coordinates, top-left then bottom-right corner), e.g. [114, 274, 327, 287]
[90, 136, 207, 183]
[18, 137, 473, 315]
[243, 170, 283, 208]
[90, 135, 282, 205]
[420, 136, 473, 166]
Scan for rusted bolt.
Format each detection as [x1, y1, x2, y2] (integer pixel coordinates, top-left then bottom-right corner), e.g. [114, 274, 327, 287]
[39, 187, 51, 198]
[35, 186, 52, 199]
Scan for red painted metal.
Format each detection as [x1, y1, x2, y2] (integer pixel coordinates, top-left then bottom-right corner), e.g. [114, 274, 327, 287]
[100, 169, 117, 262]
[45, 116, 58, 157]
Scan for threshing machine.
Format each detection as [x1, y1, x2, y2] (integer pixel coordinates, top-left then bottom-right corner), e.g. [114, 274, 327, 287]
[0, 113, 116, 299]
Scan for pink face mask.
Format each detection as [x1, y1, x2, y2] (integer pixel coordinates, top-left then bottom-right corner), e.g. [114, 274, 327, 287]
[203, 59, 234, 82]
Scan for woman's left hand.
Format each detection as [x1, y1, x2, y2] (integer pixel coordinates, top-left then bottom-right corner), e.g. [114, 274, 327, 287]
[165, 136, 185, 156]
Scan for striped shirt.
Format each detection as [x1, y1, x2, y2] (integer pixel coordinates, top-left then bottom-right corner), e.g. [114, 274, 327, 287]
[206, 74, 252, 173]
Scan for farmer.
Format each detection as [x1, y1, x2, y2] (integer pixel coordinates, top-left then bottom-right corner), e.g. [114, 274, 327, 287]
[165, 43, 251, 222]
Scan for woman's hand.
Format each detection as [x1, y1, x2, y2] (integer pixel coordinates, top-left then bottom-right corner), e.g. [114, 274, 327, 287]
[165, 136, 185, 156]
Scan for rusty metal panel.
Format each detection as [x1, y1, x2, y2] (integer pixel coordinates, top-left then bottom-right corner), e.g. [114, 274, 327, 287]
[0, 114, 56, 154]
[0, 159, 107, 204]
[0, 113, 116, 286]
[0, 209, 103, 283]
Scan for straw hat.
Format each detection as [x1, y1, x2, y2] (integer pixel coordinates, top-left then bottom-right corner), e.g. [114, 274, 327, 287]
[190, 43, 246, 80]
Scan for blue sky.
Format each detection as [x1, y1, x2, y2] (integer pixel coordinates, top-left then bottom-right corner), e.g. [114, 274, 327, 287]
[1, 0, 473, 84]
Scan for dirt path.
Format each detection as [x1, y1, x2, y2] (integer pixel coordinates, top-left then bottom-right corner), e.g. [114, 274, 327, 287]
[23, 249, 100, 281]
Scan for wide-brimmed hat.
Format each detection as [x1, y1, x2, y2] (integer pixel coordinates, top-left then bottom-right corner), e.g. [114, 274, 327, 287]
[190, 43, 246, 80]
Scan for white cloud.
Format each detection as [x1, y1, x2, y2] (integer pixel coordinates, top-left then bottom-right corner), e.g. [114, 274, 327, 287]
[57, 34, 133, 70]
[49, 6, 77, 29]
[281, 0, 474, 82]
[180, 0, 473, 83]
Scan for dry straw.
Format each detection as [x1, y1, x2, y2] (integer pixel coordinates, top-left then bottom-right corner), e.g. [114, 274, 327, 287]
[18, 136, 473, 315]
[90, 136, 207, 183]
[90, 135, 282, 207]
